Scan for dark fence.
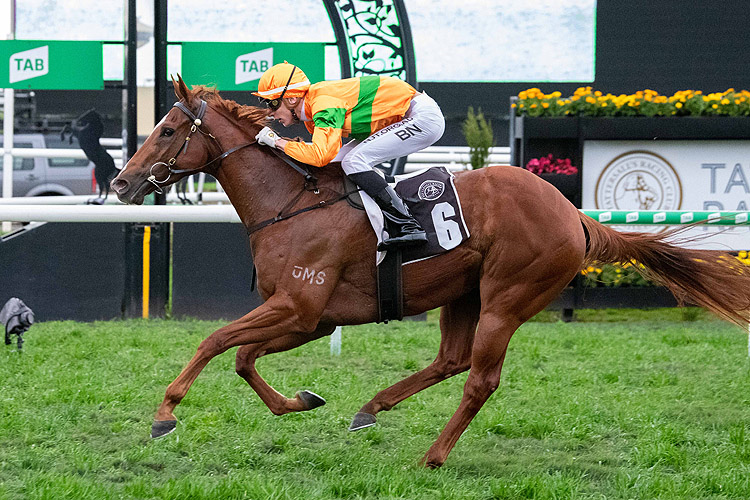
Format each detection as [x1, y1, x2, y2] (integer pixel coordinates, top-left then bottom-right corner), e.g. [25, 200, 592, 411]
[0, 223, 126, 321]
[1, 221, 685, 322]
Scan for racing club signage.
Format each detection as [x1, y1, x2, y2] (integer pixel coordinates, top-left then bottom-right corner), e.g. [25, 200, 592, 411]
[582, 140, 750, 249]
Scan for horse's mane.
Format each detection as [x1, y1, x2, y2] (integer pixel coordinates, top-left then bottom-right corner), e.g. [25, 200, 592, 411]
[176, 80, 342, 183]
[186, 85, 270, 129]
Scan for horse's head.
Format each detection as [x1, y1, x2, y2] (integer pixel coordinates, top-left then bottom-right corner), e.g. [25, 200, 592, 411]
[112, 76, 227, 204]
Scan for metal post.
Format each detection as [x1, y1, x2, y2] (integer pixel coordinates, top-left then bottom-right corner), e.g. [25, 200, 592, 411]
[322, 0, 353, 80]
[153, 0, 168, 206]
[122, 0, 137, 165]
[393, 0, 417, 88]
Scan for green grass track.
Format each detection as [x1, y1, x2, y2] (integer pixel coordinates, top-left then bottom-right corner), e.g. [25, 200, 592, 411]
[1, 309, 749, 499]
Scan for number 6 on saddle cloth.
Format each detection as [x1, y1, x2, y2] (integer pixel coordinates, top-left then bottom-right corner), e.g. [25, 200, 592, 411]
[361, 166, 470, 322]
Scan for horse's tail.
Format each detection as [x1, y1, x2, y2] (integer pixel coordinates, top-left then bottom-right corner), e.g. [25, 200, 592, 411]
[579, 212, 750, 327]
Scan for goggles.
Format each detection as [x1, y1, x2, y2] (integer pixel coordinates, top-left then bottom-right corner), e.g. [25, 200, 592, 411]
[263, 65, 297, 111]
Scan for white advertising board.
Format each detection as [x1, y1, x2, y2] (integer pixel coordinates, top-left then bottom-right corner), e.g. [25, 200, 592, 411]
[582, 141, 750, 250]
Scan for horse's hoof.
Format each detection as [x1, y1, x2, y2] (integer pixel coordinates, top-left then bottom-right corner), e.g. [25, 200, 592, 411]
[349, 412, 377, 431]
[151, 420, 177, 438]
[296, 390, 326, 410]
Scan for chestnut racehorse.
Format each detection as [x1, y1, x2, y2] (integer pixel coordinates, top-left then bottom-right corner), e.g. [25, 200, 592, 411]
[111, 78, 750, 468]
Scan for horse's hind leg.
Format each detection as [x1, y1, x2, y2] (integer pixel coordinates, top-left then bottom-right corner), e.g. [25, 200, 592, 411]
[350, 291, 480, 430]
[420, 308, 519, 468]
[235, 323, 335, 415]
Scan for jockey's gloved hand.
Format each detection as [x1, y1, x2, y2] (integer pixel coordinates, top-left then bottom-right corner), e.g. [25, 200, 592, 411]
[255, 126, 280, 148]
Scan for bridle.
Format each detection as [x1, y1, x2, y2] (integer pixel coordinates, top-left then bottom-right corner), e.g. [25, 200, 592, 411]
[146, 99, 255, 193]
[143, 96, 354, 236]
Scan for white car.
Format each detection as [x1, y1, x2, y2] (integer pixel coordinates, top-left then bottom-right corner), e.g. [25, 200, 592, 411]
[2, 133, 97, 197]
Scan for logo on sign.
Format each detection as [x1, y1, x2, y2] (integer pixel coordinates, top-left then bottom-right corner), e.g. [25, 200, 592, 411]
[10, 45, 49, 83]
[595, 150, 682, 211]
[235, 47, 272, 85]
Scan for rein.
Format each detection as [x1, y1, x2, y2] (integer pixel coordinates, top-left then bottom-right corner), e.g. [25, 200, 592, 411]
[246, 186, 359, 235]
[154, 97, 354, 234]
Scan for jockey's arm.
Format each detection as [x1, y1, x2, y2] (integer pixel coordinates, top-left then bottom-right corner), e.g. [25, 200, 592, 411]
[282, 107, 346, 167]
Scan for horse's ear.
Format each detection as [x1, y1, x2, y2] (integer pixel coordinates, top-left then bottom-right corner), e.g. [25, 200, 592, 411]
[172, 74, 190, 101]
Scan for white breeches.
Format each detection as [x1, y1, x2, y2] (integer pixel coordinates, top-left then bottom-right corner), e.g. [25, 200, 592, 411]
[336, 92, 446, 175]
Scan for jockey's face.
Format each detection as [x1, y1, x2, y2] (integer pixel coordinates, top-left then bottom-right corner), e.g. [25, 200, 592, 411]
[269, 97, 301, 127]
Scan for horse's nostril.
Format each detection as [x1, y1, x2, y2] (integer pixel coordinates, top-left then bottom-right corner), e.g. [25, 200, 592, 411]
[111, 178, 129, 193]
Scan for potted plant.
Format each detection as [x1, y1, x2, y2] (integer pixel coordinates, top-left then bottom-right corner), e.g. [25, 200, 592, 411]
[462, 106, 494, 169]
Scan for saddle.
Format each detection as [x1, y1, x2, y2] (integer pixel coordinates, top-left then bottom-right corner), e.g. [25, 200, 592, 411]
[266, 147, 471, 323]
[344, 166, 471, 321]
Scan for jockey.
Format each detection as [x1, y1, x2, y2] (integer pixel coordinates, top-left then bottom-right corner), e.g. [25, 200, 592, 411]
[252, 62, 445, 250]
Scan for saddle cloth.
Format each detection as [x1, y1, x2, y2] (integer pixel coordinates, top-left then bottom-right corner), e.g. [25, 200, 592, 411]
[360, 166, 471, 265]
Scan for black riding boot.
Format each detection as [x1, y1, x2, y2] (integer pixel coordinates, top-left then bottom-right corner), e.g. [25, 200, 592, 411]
[348, 170, 428, 250]
[372, 185, 428, 250]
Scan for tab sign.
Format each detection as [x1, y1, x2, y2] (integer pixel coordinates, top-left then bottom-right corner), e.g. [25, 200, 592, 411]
[10, 45, 49, 83]
[236, 47, 272, 85]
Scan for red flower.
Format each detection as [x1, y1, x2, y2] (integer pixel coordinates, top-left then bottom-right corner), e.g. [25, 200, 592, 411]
[525, 154, 578, 175]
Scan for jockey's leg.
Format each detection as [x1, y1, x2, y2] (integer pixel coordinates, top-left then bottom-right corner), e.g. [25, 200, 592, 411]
[348, 170, 428, 249]
[342, 93, 445, 250]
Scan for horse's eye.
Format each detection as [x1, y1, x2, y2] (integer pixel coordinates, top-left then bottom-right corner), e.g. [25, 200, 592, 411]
[161, 127, 174, 137]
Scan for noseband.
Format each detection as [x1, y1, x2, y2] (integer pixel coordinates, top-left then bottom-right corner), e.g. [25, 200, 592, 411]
[146, 99, 254, 193]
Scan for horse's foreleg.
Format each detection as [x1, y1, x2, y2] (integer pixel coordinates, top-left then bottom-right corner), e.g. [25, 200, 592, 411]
[152, 296, 321, 437]
[420, 310, 519, 468]
[350, 292, 480, 430]
[235, 323, 335, 415]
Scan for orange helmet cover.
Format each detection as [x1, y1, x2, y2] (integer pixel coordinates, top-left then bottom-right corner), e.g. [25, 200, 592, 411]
[252, 62, 310, 99]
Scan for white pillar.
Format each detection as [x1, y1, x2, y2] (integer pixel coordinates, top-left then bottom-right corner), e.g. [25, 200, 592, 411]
[2, 87, 14, 233]
[330, 326, 342, 355]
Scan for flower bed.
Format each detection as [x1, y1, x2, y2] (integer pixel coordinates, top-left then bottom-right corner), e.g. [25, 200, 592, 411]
[581, 253, 750, 288]
[513, 87, 750, 118]
[525, 154, 578, 175]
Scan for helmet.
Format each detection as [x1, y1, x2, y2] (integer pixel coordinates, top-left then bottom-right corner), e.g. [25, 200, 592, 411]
[252, 62, 310, 101]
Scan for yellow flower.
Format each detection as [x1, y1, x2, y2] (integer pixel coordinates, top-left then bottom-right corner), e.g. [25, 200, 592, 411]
[675, 102, 683, 108]
[542, 102, 549, 108]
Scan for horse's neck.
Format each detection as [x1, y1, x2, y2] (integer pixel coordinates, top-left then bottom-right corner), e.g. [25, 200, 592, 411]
[212, 147, 317, 232]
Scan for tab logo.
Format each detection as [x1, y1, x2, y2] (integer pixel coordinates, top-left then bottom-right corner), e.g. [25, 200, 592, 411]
[10, 45, 49, 83]
[235, 47, 272, 85]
